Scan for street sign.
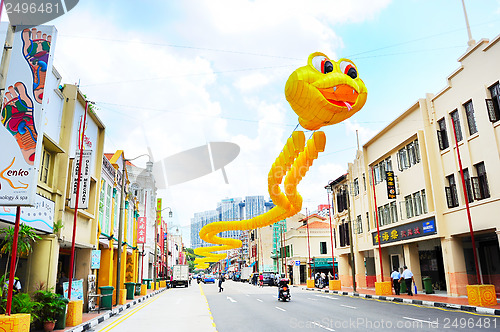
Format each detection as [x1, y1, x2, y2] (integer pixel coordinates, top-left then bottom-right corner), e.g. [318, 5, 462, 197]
[69, 150, 93, 209]
[137, 217, 147, 244]
[295, 260, 300, 266]
[91, 250, 101, 269]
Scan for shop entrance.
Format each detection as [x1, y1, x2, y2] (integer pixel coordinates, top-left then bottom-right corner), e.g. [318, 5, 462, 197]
[419, 245, 446, 291]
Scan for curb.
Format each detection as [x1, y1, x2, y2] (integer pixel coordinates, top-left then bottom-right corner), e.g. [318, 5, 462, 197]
[67, 288, 168, 332]
[293, 286, 500, 316]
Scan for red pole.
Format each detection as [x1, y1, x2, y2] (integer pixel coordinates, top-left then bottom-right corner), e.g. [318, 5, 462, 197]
[0, 1, 4, 22]
[68, 101, 88, 299]
[371, 167, 384, 282]
[327, 190, 336, 280]
[305, 208, 312, 279]
[6, 206, 21, 315]
[280, 222, 285, 277]
[450, 119, 481, 284]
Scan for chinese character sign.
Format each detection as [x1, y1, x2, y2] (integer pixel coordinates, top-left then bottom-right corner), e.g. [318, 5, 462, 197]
[372, 218, 437, 245]
[137, 217, 147, 244]
[386, 171, 396, 199]
[0, 26, 57, 206]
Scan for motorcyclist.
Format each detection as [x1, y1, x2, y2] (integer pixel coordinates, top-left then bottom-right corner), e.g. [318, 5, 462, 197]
[277, 274, 290, 300]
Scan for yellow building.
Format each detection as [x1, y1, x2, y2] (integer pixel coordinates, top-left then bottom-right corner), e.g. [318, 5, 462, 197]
[333, 34, 500, 297]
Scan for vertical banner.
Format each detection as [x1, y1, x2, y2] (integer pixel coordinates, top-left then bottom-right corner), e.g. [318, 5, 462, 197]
[69, 150, 92, 209]
[0, 25, 57, 206]
[90, 250, 101, 269]
[386, 171, 396, 199]
[156, 198, 162, 226]
[137, 217, 146, 244]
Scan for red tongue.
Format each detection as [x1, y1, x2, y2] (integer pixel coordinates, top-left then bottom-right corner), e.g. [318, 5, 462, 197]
[344, 101, 352, 111]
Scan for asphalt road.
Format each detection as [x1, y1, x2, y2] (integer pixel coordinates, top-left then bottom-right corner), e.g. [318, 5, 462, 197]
[203, 280, 499, 332]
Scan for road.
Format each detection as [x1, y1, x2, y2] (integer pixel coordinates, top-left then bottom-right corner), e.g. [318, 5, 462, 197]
[90, 280, 499, 331]
[204, 280, 499, 332]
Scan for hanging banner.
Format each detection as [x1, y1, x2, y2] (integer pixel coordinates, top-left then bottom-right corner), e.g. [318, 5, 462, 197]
[0, 25, 57, 206]
[386, 171, 396, 199]
[90, 250, 101, 269]
[137, 216, 147, 244]
[68, 150, 92, 209]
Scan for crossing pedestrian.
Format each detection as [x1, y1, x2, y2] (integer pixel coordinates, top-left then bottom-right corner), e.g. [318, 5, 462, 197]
[218, 273, 224, 292]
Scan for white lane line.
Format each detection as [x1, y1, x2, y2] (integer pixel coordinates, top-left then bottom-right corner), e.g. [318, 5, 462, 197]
[245, 294, 250, 297]
[340, 304, 357, 309]
[275, 306, 286, 312]
[315, 294, 338, 300]
[403, 317, 438, 325]
[311, 321, 335, 331]
[307, 298, 318, 301]
[256, 299, 263, 302]
[226, 296, 237, 303]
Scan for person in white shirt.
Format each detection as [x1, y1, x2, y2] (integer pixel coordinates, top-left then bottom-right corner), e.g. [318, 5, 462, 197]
[399, 266, 415, 296]
[390, 267, 401, 295]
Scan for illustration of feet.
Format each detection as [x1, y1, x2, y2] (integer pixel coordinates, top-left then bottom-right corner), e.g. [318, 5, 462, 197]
[22, 28, 51, 104]
[1, 82, 37, 165]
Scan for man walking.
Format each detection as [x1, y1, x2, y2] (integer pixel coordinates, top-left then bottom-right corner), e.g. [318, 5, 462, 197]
[390, 267, 401, 295]
[218, 273, 224, 292]
[399, 266, 415, 296]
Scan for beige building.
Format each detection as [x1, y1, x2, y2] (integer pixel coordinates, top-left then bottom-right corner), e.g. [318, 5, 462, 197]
[331, 34, 500, 297]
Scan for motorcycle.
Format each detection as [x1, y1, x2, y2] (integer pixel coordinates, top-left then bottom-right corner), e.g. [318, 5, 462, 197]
[277, 277, 291, 302]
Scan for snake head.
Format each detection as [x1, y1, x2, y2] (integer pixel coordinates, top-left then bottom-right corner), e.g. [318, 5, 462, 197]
[285, 52, 368, 130]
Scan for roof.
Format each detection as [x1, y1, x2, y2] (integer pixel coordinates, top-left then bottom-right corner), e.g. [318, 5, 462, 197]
[298, 213, 326, 223]
[297, 220, 330, 230]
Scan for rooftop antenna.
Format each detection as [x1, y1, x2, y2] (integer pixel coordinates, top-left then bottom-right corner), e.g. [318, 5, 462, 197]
[461, 0, 476, 48]
[356, 129, 360, 151]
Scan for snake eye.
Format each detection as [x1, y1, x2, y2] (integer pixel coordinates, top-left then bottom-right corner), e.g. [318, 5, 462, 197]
[339, 60, 357, 79]
[312, 55, 333, 74]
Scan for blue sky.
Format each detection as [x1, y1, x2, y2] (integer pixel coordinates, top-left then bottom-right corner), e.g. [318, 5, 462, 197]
[2, 0, 499, 246]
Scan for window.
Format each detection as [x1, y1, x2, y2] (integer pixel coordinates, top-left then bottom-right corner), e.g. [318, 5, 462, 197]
[405, 195, 414, 218]
[336, 188, 348, 212]
[445, 174, 459, 208]
[407, 140, 420, 166]
[487, 82, 500, 122]
[39, 149, 51, 184]
[437, 118, 449, 150]
[320, 241, 327, 254]
[413, 191, 422, 216]
[353, 178, 359, 196]
[472, 162, 490, 200]
[450, 110, 462, 142]
[389, 201, 398, 223]
[362, 173, 366, 191]
[373, 164, 381, 184]
[464, 101, 478, 135]
[378, 204, 391, 226]
[366, 212, 370, 231]
[397, 147, 409, 171]
[339, 222, 350, 247]
[461, 168, 474, 203]
[421, 189, 428, 214]
[355, 215, 363, 234]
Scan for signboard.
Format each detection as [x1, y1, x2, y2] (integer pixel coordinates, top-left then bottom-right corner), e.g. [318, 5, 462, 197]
[386, 171, 396, 199]
[69, 150, 93, 209]
[87, 275, 97, 311]
[63, 279, 83, 301]
[137, 217, 147, 244]
[0, 25, 57, 206]
[313, 257, 336, 268]
[0, 194, 54, 232]
[372, 218, 437, 246]
[295, 260, 300, 266]
[91, 250, 101, 269]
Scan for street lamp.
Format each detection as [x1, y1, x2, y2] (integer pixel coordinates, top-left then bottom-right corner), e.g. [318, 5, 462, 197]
[154, 207, 172, 285]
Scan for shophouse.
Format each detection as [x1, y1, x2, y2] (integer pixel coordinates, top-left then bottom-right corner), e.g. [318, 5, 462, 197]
[334, 34, 500, 297]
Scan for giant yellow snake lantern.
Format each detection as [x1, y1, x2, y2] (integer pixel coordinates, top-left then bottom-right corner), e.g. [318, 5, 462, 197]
[194, 52, 367, 269]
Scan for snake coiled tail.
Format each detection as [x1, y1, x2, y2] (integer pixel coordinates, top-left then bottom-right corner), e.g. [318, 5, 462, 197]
[194, 131, 326, 269]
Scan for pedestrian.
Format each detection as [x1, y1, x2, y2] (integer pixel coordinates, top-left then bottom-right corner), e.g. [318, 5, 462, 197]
[328, 271, 333, 281]
[218, 273, 224, 292]
[399, 266, 415, 296]
[390, 266, 401, 295]
[259, 273, 264, 287]
[4, 277, 22, 294]
[320, 272, 326, 288]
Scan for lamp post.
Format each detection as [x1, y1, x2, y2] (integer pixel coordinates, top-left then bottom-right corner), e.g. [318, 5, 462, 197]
[325, 183, 336, 282]
[154, 206, 172, 285]
[115, 153, 150, 305]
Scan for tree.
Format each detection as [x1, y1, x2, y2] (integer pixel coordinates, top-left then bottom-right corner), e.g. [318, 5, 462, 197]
[0, 224, 41, 282]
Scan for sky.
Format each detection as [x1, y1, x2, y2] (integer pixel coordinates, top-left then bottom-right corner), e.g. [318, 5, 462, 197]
[2, 0, 500, 246]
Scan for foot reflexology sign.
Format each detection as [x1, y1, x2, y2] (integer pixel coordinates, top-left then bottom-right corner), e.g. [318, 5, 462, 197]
[0, 25, 57, 206]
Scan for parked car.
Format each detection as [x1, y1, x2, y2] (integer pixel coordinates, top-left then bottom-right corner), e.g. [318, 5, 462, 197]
[262, 272, 276, 286]
[232, 273, 241, 281]
[203, 274, 215, 283]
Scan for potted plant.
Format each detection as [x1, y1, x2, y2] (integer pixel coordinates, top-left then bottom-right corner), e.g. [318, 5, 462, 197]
[33, 290, 68, 332]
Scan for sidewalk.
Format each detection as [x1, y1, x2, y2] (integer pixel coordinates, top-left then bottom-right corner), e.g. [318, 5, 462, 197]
[64, 287, 167, 332]
[294, 284, 500, 316]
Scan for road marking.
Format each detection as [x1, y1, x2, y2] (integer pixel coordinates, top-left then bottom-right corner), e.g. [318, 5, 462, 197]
[256, 299, 263, 302]
[340, 304, 357, 309]
[307, 298, 318, 301]
[199, 284, 218, 331]
[315, 294, 338, 300]
[403, 317, 438, 325]
[226, 296, 237, 303]
[311, 321, 335, 331]
[275, 306, 286, 312]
